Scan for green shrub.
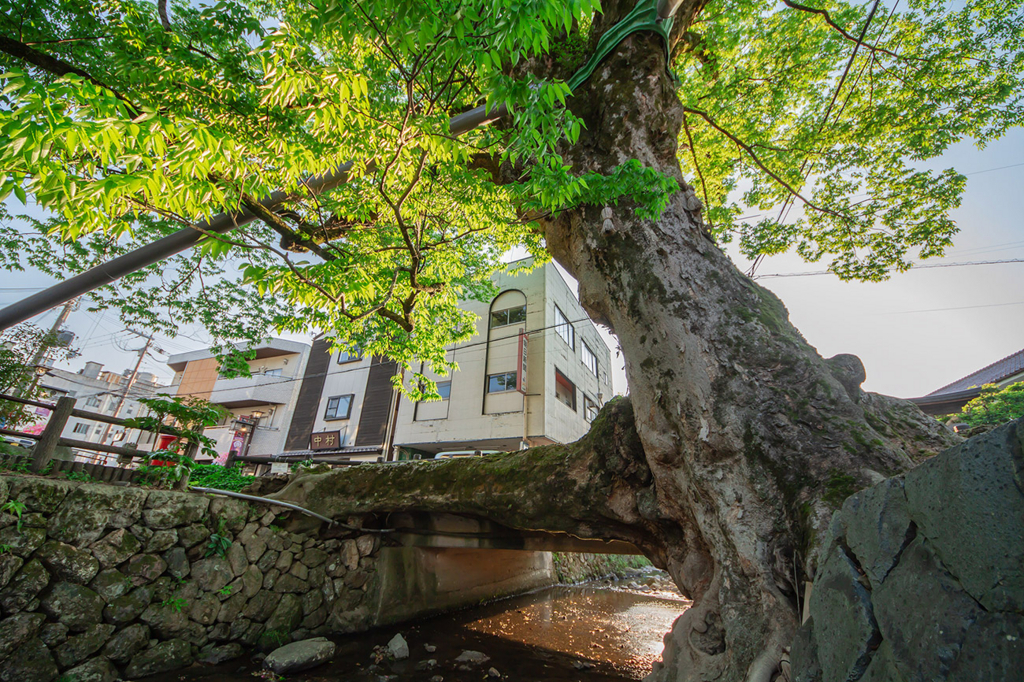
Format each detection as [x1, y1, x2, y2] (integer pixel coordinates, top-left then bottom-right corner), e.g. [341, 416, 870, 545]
[957, 382, 1024, 428]
[189, 464, 254, 492]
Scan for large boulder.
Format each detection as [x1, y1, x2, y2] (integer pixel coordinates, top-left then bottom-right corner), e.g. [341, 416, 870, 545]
[0, 527, 46, 559]
[90, 529, 141, 568]
[197, 642, 245, 665]
[0, 613, 45, 660]
[792, 418, 1024, 682]
[101, 622, 149, 665]
[142, 491, 209, 529]
[89, 569, 132, 602]
[6, 478, 71, 513]
[902, 419, 1024, 611]
[124, 638, 193, 678]
[124, 553, 167, 585]
[0, 638, 58, 682]
[0, 554, 22, 592]
[35, 540, 100, 584]
[263, 637, 336, 674]
[53, 623, 116, 668]
[103, 585, 154, 625]
[39, 582, 104, 631]
[259, 593, 303, 649]
[58, 657, 119, 682]
[191, 556, 232, 592]
[140, 601, 190, 639]
[47, 484, 147, 545]
[1, 559, 51, 615]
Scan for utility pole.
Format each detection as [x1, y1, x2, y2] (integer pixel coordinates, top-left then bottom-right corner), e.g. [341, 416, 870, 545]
[98, 331, 160, 451]
[20, 297, 77, 399]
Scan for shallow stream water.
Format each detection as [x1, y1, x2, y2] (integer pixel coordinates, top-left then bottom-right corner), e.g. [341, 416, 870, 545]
[160, 571, 689, 682]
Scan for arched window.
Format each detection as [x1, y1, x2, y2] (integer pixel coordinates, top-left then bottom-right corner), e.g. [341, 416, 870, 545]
[489, 290, 527, 328]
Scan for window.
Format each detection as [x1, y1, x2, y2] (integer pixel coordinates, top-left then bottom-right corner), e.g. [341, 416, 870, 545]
[436, 381, 451, 400]
[583, 394, 599, 422]
[490, 305, 527, 328]
[337, 348, 363, 364]
[126, 406, 134, 415]
[72, 423, 89, 435]
[263, 368, 283, 377]
[582, 342, 598, 377]
[324, 395, 354, 420]
[555, 369, 576, 411]
[94, 425, 103, 435]
[85, 396, 101, 408]
[554, 306, 575, 349]
[487, 372, 517, 393]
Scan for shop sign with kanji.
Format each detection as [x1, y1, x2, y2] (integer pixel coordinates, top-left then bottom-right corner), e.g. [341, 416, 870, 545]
[310, 430, 342, 450]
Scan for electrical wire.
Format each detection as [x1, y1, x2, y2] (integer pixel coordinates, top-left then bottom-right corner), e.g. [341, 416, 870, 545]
[871, 300, 1024, 315]
[755, 257, 1024, 279]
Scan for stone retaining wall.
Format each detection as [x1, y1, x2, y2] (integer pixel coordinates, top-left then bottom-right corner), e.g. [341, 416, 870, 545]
[0, 476, 381, 681]
[792, 418, 1024, 682]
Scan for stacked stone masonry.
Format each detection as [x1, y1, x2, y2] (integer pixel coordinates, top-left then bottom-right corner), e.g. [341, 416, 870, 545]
[792, 418, 1024, 682]
[0, 476, 380, 681]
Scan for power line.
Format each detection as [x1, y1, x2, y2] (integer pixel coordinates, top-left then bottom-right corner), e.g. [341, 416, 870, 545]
[872, 300, 1024, 315]
[755, 258, 1024, 279]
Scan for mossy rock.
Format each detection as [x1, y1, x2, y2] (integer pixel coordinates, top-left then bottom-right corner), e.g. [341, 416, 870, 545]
[143, 491, 210, 530]
[47, 485, 147, 545]
[6, 477, 72, 513]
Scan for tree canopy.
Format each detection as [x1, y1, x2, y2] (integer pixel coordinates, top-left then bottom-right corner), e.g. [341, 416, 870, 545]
[956, 381, 1024, 427]
[1, 0, 1021, 389]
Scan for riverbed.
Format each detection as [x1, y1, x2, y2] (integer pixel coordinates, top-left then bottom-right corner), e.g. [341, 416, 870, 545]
[163, 570, 689, 681]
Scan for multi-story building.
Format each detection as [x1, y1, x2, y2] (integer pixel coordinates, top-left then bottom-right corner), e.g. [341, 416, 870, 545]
[282, 260, 614, 461]
[165, 339, 310, 462]
[35, 361, 166, 462]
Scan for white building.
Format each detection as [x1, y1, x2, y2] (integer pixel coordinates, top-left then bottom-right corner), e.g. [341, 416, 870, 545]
[165, 339, 310, 461]
[37, 361, 166, 462]
[282, 261, 614, 460]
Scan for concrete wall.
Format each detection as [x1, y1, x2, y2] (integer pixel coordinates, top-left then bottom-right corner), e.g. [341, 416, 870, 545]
[373, 547, 554, 625]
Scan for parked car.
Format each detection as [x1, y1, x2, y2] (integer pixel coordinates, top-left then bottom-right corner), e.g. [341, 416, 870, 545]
[1, 434, 35, 449]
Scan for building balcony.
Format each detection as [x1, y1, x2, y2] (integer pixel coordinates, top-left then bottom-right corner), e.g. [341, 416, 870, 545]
[210, 374, 296, 408]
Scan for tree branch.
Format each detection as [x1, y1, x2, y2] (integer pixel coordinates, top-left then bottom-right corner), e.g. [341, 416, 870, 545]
[158, 0, 172, 31]
[781, 0, 920, 63]
[681, 114, 714, 231]
[683, 106, 852, 223]
[0, 35, 138, 113]
[239, 194, 338, 262]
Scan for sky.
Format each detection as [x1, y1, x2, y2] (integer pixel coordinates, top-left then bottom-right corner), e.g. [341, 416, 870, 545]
[2, 129, 1022, 401]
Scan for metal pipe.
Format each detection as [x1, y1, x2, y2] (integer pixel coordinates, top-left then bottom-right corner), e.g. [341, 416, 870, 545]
[0, 162, 356, 330]
[0, 101, 506, 331]
[188, 485, 338, 526]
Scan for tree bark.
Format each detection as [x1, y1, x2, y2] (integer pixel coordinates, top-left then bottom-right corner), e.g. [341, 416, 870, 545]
[536, 3, 958, 680]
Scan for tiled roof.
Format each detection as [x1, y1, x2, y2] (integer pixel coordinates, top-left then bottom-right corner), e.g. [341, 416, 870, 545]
[927, 347, 1024, 397]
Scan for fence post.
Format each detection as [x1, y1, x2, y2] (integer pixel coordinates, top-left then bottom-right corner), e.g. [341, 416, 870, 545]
[32, 396, 75, 472]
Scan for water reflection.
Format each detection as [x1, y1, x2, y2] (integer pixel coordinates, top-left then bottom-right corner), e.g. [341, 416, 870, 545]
[155, 576, 689, 682]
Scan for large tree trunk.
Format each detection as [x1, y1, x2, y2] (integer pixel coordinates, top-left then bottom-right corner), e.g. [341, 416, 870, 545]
[535, 2, 958, 680]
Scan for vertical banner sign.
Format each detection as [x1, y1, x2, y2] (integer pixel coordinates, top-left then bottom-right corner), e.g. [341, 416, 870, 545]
[517, 332, 529, 394]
